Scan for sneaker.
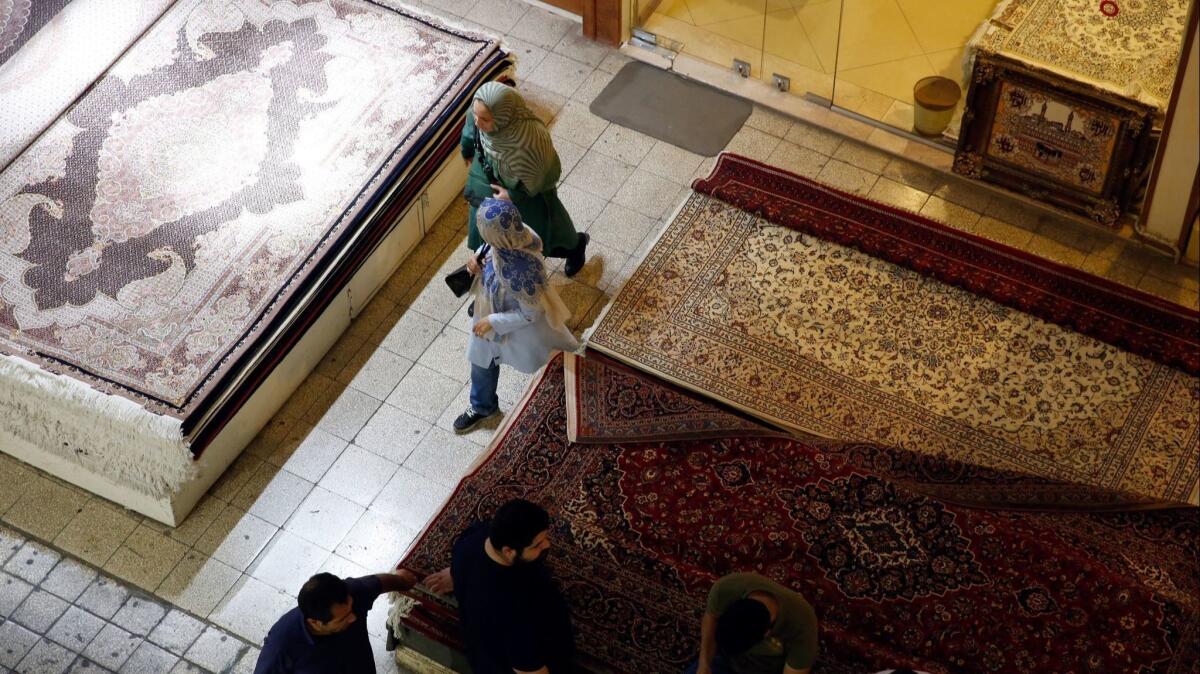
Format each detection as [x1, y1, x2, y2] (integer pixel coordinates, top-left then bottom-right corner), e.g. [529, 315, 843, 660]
[564, 233, 590, 278]
[453, 408, 497, 433]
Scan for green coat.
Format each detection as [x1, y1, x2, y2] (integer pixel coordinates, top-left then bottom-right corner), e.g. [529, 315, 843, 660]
[462, 114, 579, 256]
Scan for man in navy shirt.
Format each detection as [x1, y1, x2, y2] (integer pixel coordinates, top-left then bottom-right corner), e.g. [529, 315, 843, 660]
[254, 570, 417, 673]
[423, 499, 575, 673]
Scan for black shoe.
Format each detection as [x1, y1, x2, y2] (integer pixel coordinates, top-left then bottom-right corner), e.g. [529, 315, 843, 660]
[453, 408, 497, 433]
[467, 301, 474, 318]
[564, 233, 589, 278]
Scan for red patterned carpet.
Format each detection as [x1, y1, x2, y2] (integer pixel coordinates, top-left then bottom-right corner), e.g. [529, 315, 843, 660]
[694, 154, 1200, 375]
[396, 352, 1199, 674]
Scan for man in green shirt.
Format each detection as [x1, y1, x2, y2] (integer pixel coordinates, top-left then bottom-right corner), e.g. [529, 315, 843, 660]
[685, 572, 819, 674]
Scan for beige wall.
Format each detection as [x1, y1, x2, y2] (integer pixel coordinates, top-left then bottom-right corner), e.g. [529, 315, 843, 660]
[1141, 12, 1199, 252]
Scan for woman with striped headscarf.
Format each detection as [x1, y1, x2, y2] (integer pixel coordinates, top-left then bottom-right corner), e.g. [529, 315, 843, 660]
[462, 81, 589, 277]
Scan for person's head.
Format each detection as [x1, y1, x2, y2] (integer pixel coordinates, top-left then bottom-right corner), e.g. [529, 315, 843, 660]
[476, 198, 533, 251]
[488, 499, 551, 565]
[298, 573, 356, 636]
[473, 82, 525, 135]
[715, 598, 772, 657]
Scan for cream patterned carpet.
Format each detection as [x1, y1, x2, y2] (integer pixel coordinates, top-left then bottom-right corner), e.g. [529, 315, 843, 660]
[589, 190, 1199, 506]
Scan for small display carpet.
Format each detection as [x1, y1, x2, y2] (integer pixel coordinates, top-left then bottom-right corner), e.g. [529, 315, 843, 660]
[396, 353, 1200, 674]
[588, 154, 1199, 506]
[969, 0, 1191, 113]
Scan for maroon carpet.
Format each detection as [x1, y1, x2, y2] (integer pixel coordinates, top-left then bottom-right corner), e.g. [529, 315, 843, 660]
[693, 154, 1200, 375]
[396, 353, 1199, 674]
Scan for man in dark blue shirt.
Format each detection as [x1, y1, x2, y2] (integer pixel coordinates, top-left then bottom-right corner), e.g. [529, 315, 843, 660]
[254, 570, 417, 673]
[423, 499, 575, 674]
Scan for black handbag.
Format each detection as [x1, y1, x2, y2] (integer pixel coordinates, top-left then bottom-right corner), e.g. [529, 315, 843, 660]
[444, 244, 489, 297]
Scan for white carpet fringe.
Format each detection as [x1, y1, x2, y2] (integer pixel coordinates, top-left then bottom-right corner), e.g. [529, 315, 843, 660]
[0, 354, 195, 498]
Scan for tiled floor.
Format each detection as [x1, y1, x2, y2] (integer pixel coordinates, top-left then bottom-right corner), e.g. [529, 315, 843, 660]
[0, 1, 1197, 673]
[642, 0, 997, 133]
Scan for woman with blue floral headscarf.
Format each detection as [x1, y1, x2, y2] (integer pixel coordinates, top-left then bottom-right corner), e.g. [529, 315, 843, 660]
[462, 81, 589, 277]
[453, 198, 580, 432]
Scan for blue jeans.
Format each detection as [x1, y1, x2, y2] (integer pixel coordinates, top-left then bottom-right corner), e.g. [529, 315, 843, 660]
[683, 656, 737, 674]
[470, 362, 500, 416]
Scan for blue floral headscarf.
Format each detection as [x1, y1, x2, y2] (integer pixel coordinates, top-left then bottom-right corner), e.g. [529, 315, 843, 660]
[474, 198, 571, 330]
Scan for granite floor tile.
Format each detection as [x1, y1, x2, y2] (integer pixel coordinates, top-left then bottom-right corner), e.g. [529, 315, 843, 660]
[81, 624, 140, 671]
[371, 468, 453, 533]
[234, 467, 313, 529]
[193, 510, 277, 573]
[337, 347, 413, 402]
[283, 488, 364, 552]
[266, 427, 347, 484]
[334, 510, 418, 573]
[549, 100, 609, 148]
[146, 610, 207, 657]
[247, 530, 329, 597]
[5, 542, 61, 586]
[506, 5, 574, 50]
[117, 641, 179, 674]
[1, 572, 35, 618]
[0, 620, 40, 668]
[75, 578, 128, 622]
[586, 201, 659, 255]
[46, 607, 106, 653]
[384, 365, 462, 424]
[183, 625, 245, 673]
[564, 151, 636, 202]
[526, 51, 590, 98]
[403, 427, 485, 488]
[102, 526, 187, 592]
[591, 124, 655, 166]
[815, 159, 878, 196]
[868, 177, 930, 214]
[2, 480, 86, 552]
[311, 387, 383, 443]
[765, 141, 828, 180]
[414, 328, 471, 384]
[461, 0, 527, 33]
[110, 596, 166, 638]
[319, 445, 398, 508]
[209, 576, 291, 646]
[154, 552, 241, 620]
[354, 403, 434, 466]
[12, 589, 70, 633]
[612, 169, 686, 220]
[52, 503, 139, 569]
[17, 638, 75, 674]
[41, 559, 98, 604]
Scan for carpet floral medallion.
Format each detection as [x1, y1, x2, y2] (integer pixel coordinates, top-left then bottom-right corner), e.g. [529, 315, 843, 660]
[588, 157, 1199, 506]
[0, 0, 499, 415]
[396, 354, 1200, 673]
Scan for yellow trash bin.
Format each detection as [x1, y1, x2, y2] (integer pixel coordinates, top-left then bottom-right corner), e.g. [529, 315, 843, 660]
[913, 76, 961, 137]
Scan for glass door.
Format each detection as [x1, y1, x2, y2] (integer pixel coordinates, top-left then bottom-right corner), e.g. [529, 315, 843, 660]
[630, 0, 842, 103]
[829, 0, 995, 138]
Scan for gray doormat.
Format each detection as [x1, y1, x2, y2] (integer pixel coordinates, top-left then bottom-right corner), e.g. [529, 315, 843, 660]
[589, 61, 752, 157]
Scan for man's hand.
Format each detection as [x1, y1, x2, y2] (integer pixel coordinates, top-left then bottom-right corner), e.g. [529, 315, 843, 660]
[423, 567, 453, 594]
[473, 316, 492, 337]
[490, 184, 511, 201]
[377, 569, 419, 593]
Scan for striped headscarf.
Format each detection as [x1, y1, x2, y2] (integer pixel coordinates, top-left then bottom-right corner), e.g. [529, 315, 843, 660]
[474, 82, 560, 195]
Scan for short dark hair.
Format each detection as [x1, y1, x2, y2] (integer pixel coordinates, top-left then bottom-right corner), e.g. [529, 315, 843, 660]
[298, 573, 349, 623]
[716, 598, 771, 656]
[488, 499, 550, 552]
